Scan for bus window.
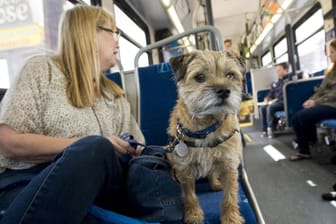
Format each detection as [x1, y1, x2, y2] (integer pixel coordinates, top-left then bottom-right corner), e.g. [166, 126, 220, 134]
[63, 1, 75, 10]
[114, 5, 148, 71]
[0, 1, 85, 87]
[0, 59, 9, 88]
[295, 9, 324, 43]
[274, 38, 288, 63]
[295, 8, 327, 74]
[82, 0, 91, 5]
[297, 30, 327, 74]
[262, 51, 272, 67]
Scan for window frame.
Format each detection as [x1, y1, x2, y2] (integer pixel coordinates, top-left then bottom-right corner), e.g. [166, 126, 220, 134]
[293, 3, 326, 73]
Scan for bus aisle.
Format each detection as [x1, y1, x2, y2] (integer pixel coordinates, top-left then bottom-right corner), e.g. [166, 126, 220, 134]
[242, 119, 336, 224]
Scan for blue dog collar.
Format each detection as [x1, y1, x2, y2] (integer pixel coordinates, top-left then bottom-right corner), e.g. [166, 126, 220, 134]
[177, 120, 223, 139]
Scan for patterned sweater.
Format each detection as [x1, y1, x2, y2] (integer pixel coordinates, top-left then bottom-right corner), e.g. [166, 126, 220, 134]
[0, 56, 144, 173]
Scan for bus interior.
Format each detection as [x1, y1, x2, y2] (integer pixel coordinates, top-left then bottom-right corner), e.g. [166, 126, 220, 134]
[1, 0, 336, 223]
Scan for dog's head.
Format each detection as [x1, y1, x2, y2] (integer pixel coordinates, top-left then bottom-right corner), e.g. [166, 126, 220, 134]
[169, 50, 245, 117]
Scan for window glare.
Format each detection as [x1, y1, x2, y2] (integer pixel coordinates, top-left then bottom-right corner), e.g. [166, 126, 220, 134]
[114, 5, 146, 47]
[276, 53, 288, 64]
[274, 38, 287, 58]
[63, 2, 75, 10]
[295, 9, 324, 43]
[0, 59, 10, 88]
[262, 52, 272, 66]
[82, 0, 91, 5]
[297, 30, 327, 74]
[119, 37, 149, 71]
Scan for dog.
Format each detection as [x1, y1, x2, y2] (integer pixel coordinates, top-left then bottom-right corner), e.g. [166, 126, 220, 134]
[167, 50, 245, 224]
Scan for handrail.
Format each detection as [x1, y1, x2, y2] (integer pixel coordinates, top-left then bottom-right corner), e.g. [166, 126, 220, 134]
[134, 25, 224, 68]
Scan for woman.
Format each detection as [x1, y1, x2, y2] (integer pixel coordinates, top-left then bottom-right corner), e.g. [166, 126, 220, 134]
[290, 39, 336, 161]
[0, 5, 144, 223]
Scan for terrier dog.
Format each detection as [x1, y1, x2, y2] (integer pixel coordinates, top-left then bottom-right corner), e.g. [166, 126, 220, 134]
[167, 50, 245, 224]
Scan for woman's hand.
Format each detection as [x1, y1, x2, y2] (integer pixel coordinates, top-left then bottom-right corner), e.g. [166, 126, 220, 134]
[303, 99, 316, 108]
[108, 135, 134, 156]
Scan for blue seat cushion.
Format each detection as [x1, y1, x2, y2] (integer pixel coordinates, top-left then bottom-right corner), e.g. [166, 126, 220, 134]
[274, 111, 285, 119]
[319, 119, 336, 128]
[88, 177, 257, 224]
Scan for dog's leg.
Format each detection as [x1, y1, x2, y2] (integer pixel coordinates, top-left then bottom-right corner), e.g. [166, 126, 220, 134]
[208, 173, 222, 191]
[220, 168, 244, 224]
[180, 177, 204, 224]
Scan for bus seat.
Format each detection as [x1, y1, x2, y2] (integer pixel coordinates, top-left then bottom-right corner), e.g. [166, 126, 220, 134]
[320, 119, 336, 129]
[310, 69, 325, 77]
[283, 77, 323, 127]
[256, 89, 269, 103]
[88, 171, 258, 224]
[245, 71, 252, 95]
[274, 111, 286, 131]
[316, 119, 336, 151]
[105, 72, 123, 88]
[137, 62, 177, 145]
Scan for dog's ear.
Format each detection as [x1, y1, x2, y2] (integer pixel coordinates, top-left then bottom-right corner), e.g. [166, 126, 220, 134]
[169, 53, 196, 82]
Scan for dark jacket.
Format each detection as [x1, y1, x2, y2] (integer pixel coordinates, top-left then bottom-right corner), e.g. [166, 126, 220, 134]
[267, 75, 289, 102]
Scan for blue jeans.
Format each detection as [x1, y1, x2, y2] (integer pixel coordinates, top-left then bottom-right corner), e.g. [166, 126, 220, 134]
[0, 136, 127, 224]
[259, 101, 284, 132]
[292, 105, 336, 155]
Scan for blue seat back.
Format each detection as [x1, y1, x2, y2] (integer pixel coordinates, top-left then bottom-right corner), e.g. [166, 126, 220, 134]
[138, 63, 177, 145]
[310, 69, 325, 77]
[245, 72, 252, 95]
[256, 89, 269, 102]
[106, 72, 123, 88]
[284, 77, 323, 127]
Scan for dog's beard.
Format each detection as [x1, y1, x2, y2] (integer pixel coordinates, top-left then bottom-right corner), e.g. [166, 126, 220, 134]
[179, 86, 242, 117]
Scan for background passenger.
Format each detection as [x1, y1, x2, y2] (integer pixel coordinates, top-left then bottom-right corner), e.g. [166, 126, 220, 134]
[260, 62, 289, 138]
[0, 5, 144, 223]
[290, 39, 336, 161]
[224, 38, 239, 57]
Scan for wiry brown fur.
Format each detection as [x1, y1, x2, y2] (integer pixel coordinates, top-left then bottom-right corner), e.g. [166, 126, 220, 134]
[167, 50, 244, 224]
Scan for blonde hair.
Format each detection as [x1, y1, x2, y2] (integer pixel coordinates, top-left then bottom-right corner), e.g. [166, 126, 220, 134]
[53, 5, 123, 108]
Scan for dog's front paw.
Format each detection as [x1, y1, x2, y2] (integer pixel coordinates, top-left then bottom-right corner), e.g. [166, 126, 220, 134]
[184, 206, 204, 224]
[221, 209, 244, 224]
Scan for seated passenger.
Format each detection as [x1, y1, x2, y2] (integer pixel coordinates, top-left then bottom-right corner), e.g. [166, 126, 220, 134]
[260, 62, 289, 138]
[290, 39, 336, 161]
[0, 5, 144, 223]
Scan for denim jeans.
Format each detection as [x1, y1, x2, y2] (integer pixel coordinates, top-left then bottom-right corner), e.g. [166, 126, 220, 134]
[127, 147, 183, 222]
[259, 101, 284, 132]
[0, 136, 127, 224]
[292, 105, 336, 155]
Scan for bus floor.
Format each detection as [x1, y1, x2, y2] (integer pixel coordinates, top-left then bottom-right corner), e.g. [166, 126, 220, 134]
[242, 120, 336, 224]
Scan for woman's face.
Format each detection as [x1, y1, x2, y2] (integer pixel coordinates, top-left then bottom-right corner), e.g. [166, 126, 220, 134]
[328, 45, 336, 64]
[97, 23, 119, 72]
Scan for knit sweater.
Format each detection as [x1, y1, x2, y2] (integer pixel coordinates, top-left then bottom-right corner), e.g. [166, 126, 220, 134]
[0, 55, 144, 173]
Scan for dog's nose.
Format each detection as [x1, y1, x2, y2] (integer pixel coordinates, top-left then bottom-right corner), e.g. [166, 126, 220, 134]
[215, 88, 230, 99]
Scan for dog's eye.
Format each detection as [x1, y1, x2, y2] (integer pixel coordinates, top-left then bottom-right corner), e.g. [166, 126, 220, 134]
[225, 72, 235, 79]
[194, 73, 206, 83]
